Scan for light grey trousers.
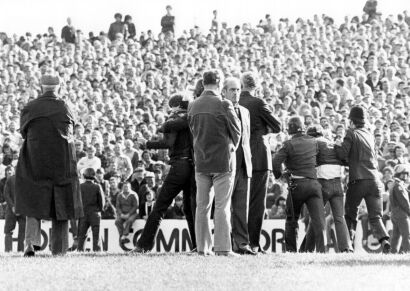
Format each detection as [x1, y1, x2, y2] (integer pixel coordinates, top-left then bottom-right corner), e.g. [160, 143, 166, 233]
[195, 171, 235, 253]
[25, 217, 69, 255]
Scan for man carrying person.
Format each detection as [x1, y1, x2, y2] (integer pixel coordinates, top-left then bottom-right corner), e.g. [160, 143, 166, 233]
[132, 94, 197, 253]
[272, 116, 326, 253]
[335, 106, 390, 253]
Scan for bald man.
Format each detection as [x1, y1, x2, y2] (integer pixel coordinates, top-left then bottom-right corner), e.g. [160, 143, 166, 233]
[223, 78, 255, 255]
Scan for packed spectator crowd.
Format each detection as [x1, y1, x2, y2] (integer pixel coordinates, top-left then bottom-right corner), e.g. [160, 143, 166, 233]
[0, 3, 410, 237]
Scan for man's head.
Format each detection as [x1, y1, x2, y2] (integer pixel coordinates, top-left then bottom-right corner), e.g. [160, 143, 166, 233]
[168, 94, 188, 111]
[306, 125, 324, 138]
[40, 74, 60, 93]
[241, 72, 258, 92]
[202, 70, 221, 91]
[394, 164, 410, 182]
[222, 77, 241, 105]
[114, 13, 122, 22]
[86, 146, 96, 158]
[348, 106, 366, 128]
[83, 168, 96, 180]
[287, 116, 304, 135]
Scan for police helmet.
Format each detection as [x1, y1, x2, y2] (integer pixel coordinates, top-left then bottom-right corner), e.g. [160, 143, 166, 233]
[306, 125, 324, 138]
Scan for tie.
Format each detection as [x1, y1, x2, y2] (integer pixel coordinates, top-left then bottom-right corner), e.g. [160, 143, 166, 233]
[235, 107, 240, 117]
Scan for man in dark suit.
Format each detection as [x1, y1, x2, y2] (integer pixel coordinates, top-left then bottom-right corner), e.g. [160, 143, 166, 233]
[15, 73, 83, 256]
[239, 72, 281, 253]
[188, 70, 241, 256]
[222, 77, 255, 255]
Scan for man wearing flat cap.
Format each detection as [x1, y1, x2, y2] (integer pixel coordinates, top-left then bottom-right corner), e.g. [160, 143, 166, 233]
[15, 73, 83, 256]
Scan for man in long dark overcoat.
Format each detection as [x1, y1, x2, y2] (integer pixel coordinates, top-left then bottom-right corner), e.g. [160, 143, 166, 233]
[15, 74, 83, 256]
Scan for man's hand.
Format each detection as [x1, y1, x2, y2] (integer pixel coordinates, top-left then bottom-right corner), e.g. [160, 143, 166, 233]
[12, 206, 15, 214]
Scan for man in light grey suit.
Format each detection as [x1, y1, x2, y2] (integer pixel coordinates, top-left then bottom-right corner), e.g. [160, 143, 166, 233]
[188, 70, 241, 256]
[222, 77, 255, 255]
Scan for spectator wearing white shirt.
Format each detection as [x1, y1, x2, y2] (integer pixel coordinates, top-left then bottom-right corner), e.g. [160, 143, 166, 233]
[77, 145, 101, 175]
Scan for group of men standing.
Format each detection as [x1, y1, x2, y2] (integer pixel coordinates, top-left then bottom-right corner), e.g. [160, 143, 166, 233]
[13, 69, 395, 256]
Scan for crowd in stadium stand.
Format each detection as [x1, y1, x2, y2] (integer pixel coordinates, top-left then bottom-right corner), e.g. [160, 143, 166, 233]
[0, 3, 410, 248]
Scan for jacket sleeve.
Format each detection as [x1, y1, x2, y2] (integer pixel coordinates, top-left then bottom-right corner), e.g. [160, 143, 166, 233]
[222, 100, 241, 149]
[97, 185, 105, 212]
[146, 132, 177, 149]
[116, 195, 122, 216]
[161, 115, 189, 133]
[260, 99, 281, 133]
[335, 129, 353, 162]
[129, 194, 139, 215]
[272, 142, 288, 179]
[3, 178, 13, 208]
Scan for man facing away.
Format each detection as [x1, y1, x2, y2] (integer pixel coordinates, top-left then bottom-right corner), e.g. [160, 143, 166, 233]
[222, 77, 255, 255]
[15, 73, 83, 256]
[239, 72, 281, 253]
[188, 70, 241, 256]
[334, 106, 390, 253]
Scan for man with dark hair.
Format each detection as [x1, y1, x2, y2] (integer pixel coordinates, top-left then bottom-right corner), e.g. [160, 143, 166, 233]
[335, 106, 390, 253]
[61, 17, 76, 44]
[77, 168, 104, 252]
[108, 13, 125, 41]
[132, 94, 197, 253]
[222, 77, 255, 255]
[15, 73, 83, 256]
[273, 116, 326, 253]
[301, 125, 352, 253]
[161, 5, 175, 34]
[189, 70, 241, 256]
[239, 72, 281, 253]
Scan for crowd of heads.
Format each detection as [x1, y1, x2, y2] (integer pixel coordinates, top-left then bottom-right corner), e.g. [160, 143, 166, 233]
[0, 7, 410, 218]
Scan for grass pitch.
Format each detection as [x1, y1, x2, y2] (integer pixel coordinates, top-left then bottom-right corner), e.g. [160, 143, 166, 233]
[0, 252, 409, 291]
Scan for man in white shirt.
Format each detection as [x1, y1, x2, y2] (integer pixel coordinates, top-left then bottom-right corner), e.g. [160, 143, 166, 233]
[77, 145, 101, 175]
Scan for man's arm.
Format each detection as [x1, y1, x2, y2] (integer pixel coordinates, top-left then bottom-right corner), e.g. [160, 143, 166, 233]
[115, 195, 122, 217]
[97, 185, 105, 212]
[334, 130, 353, 162]
[161, 115, 189, 133]
[394, 185, 410, 216]
[272, 142, 288, 179]
[260, 99, 281, 133]
[129, 194, 139, 215]
[146, 132, 177, 149]
[222, 99, 241, 149]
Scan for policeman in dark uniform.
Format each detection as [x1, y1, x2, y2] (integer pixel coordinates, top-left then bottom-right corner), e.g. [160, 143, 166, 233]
[272, 116, 326, 253]
[301, 125, 352, 253]
[390, 164, 410, 253]
[132, 94, 196, 253]
[334, 106, 390, 253]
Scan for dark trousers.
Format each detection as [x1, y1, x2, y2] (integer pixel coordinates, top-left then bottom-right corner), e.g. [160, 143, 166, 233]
[231, 167, 251, 250]
[248, 171, 268, 249]
[390, 215, 410, 253]
[4, 207, 25, 252]
[302, 178, 351, 252]
[137, 159, 196, 251]
[285, 179, 326, 253]
[78, 212, 101, 251]
[345, 179, 389, 242]
[50, 219, 69, 255]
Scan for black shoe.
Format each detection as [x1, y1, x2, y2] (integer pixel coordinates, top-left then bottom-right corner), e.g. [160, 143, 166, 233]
[129, 245, 147, 254]
[189, 247, 197, 253]
[381, 240, 391, 254]
[236, 246, 257, 256]
[33, 245, 42, 251]
[340, 248, 354, 253]
[24, 245, 35, 257]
